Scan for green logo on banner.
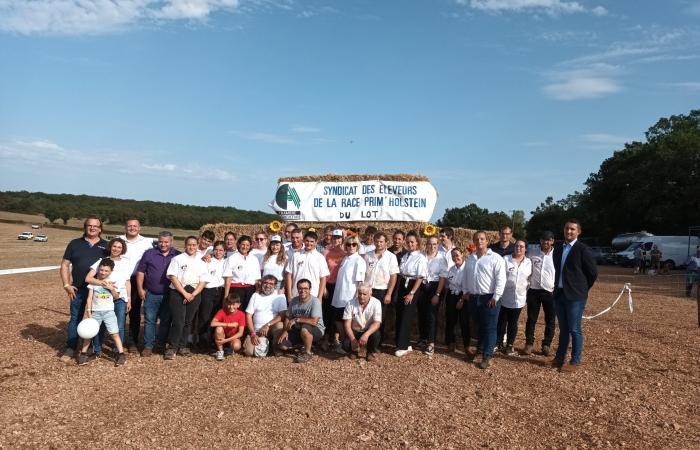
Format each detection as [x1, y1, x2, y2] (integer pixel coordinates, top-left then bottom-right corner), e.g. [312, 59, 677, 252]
[275, 184, 301, 209]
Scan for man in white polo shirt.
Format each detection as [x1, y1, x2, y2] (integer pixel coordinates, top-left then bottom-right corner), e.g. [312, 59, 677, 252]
[363, 231, 398, 347]
[118, 218, 155, 352]
[342, 283, 382, 361]
[284, 231, 330, 302]
[244, 274, 287, 357]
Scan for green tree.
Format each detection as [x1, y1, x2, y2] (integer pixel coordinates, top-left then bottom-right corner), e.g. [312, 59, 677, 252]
[437, 203, 511, 231]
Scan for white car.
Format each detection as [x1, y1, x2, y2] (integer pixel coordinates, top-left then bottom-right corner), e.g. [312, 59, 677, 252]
[34, 234, 48, 242]
[31, 224, 41, 229]
[17, 232, 34, 240]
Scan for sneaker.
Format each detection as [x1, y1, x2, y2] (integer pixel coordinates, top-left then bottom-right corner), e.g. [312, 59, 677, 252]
[366, 352, 376, 362]
[115, 353, 126, 367]
[77, 352, 90, 365]
[334, 343, 348, 356]
[478, 357, 491, 370]
[505, 345, 516, 356]
[541, 345, 552, 357]
[394, 346, 413, 357]
[177, 347, 192, 357]
[424, 343, 435, 356]
[60, 348, 75, 362]
[164, 348, 176, 360]
[560, 362, 580, 373]
[215, 350, 225, 361]
[523, 343, 534, 355]
[549, 358, 564, 369]
[295, 352, 313, 363]
[141, 348, 153, 357]
[464, 351, 476, 362]
[415, 340, 427, 351]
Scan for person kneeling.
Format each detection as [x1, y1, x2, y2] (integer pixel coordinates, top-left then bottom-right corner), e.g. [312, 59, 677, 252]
[78, 259, 127, 367]
[211, 294, 245, 361]
[277, 278, 325, 363]
[342, 283, 382, 361]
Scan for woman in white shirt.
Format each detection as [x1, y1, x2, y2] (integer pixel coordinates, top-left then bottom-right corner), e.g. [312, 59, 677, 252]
[497, 240, 532, 356]
[197, 240, 227, 348]
[418, 236, 449, 355]
[395, 230, 428, 357]
[261, 235, 287, 294]
[85, 237, 132, 355]
[223, 235, 262, 311]
[224, 231, 238, 258]
[439, 247, 470, 353]
[165, 236, 208, 359]
[331, 236, 367, 354]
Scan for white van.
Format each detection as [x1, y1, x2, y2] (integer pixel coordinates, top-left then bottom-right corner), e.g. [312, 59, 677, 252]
[615, 236, 700, 269]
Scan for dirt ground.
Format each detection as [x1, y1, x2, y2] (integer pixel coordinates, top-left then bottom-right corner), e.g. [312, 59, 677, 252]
[1, 223, 699, 449]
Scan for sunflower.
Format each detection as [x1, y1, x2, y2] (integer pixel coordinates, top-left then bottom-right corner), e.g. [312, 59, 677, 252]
[308, 227, 316, 233]
[422, 223, 437, 237]
[269, 220, 283, 233]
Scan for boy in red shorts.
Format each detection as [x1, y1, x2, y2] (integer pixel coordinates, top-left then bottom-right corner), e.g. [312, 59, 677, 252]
[211, 294, 245, 361]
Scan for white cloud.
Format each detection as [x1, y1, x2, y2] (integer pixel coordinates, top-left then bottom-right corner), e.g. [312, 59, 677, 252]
[543, 63, 622, 100]
[0, 137, 235, 180]
[239, 131, 296, 145]
[461, 0, 606, 16]
[0, 0, 240, 35]
[291, 125, 321, 133]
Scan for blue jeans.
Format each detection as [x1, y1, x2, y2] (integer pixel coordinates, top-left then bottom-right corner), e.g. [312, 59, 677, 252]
[686, 271, 698, 296]
[474, 294, 500, 359]
[66, 287, 88, 350]
[93, 299, 126, 353]
[143, 291, 171, 349]
[554, 291, 587, 364]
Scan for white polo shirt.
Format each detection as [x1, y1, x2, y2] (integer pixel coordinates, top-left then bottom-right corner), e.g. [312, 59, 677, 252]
[196, 246, 213, 258]
[426, 253, 449, 283]
[285, 249, 330, 298]
[331, 252, 367, 308]
[501, 255, 532, 309]
[343, 297, 382, 332]
[245, 292, 288, 332]
[167, 253, 208, 289]
[262, 254, 286, 283]
[443, 262, 467, 295]
[462, 249, 506, 300]
[118, 234, 155, 275]
[529, 248, 555, 292]
[364, 250, 399, 290]
[251, 248, 266, 266]
[204, 257, 226, 288]
[223, 252, 261, 285]
[399, 251, 428, 288]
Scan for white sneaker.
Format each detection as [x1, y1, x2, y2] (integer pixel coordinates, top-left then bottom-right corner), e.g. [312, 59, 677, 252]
[394, 346, 413, 357]
[215, 350, 224, 361]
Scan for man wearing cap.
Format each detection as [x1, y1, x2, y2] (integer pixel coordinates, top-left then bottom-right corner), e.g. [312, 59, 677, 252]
[323, 229, 346, 347]
[489, 226, 515, 257]
[523, 231, 557, 356]
[552, 220, 598, 372]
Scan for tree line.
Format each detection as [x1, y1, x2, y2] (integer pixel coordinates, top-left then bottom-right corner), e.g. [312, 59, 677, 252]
[0, 191, 278, 230]
[438, 109, 700, 245]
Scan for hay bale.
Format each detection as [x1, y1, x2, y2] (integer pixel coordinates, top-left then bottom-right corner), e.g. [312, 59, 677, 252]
[200, 221, 499, 248]
[278, 174, 429, 183]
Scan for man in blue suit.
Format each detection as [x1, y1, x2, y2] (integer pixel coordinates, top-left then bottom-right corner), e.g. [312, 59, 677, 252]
[552, 220, 598, 372]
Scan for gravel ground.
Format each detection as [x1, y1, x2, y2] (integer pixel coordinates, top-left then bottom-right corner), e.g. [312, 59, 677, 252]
[1, 265, 699, 450]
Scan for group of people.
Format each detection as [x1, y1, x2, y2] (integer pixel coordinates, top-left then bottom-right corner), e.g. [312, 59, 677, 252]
[633, 244, 664, 274]
[60, 217, 598, 371]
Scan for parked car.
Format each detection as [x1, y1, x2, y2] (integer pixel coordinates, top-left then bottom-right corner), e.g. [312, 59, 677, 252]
[34, 234, 48, 242]
[589, 246, 615, 265]
[31, 224, 41, 229]
[614, 236, 700, 269]
[17, 232, 34, 240]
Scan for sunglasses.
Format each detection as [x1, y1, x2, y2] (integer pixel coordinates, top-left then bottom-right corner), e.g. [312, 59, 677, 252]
[345, 243, 358, 247]
[255, 238, 266, 241]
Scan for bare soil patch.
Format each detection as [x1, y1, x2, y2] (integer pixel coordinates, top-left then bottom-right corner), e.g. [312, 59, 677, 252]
[0, 225, 699, 449]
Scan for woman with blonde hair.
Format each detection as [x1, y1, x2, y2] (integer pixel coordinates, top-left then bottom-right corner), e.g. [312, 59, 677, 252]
[262, 235, 287, 294]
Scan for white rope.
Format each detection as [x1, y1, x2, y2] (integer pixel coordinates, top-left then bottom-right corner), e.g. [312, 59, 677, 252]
[0, 265, 60, 276]
[583, 282, 633, 320]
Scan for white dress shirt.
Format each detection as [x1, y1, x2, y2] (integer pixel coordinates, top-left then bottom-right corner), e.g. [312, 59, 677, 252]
[399, 251, 428, 289]
[343, 297, 382, 332]
[529, 247, 555, 292]
[462, 249, 506, 301]
[443, 262, 467, 295]
[425, 253, 449, 283]
[364, 250, 399, 290]
[500, 255, 532, 309]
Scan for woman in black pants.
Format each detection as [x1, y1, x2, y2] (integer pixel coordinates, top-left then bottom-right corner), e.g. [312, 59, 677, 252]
[223, 235, 261, 312]
[441, 247, 472, 353]
[164, 236, 208, 359]
[394, 231, 428, 357]
[419, 236, 449, 355]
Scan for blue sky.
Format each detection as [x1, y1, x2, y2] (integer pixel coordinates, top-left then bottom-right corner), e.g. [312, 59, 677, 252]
[1, 0, 698, 221]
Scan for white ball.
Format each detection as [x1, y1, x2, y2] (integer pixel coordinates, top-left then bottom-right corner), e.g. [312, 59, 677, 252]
[77, 318, 100, 339]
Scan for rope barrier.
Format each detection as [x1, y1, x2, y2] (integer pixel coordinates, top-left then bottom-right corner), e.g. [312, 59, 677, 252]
[583, 282, 633, 320]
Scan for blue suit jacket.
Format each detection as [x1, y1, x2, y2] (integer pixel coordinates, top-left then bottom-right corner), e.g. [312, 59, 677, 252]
[553, 240, 598, 300]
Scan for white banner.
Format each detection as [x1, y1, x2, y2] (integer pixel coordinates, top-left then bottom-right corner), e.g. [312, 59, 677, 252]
[269, 180, 438, 222]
